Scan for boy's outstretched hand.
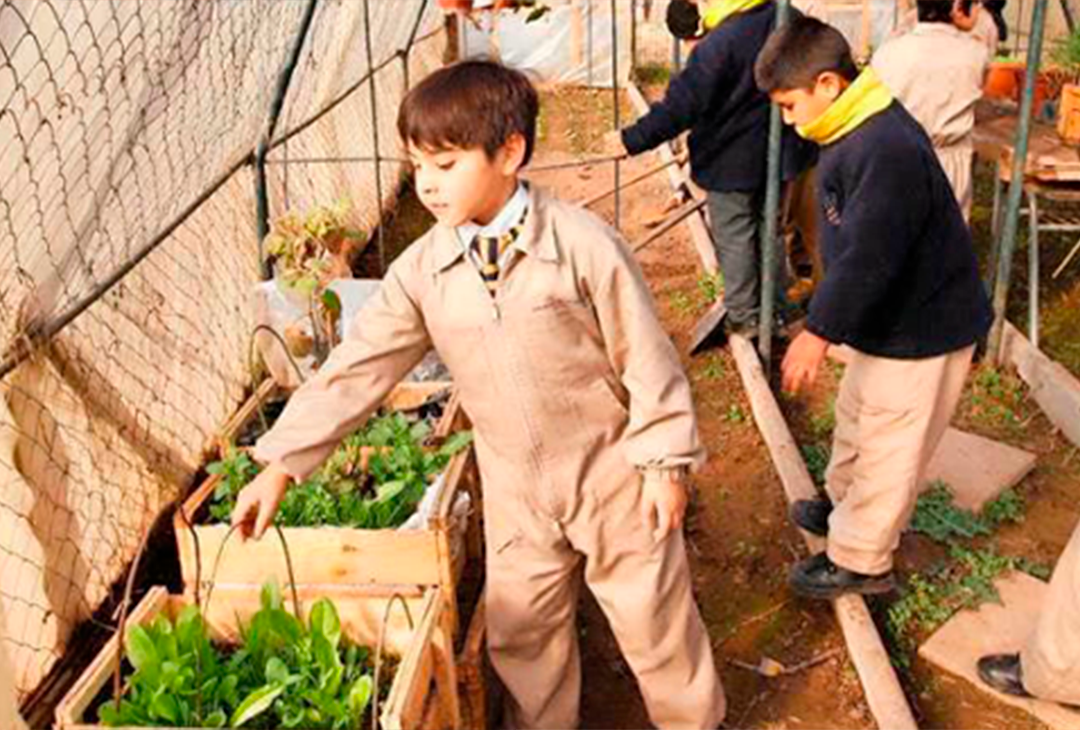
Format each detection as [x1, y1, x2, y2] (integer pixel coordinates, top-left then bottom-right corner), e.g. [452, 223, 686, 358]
[781, 330, 830, 395]
[230, 463, 291, 541]
[641, 469, 689, 542]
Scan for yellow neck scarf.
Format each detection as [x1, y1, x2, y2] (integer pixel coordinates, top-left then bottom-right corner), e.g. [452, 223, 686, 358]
[701, 0, 769, 30]
[796, 67, 894, 146]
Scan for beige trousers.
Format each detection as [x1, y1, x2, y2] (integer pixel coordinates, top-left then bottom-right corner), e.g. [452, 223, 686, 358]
[1021, 516, 1080, 704]
[825, 346, 975, 575]
[936, 141, 974, 224]
[484, 471, 726, 730]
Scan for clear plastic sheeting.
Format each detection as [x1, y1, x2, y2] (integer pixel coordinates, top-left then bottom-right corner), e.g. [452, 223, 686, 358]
[461, 0, 634, 86]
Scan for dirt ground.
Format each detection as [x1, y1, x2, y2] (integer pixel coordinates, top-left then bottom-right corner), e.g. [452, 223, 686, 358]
[525, 86, 874, 730]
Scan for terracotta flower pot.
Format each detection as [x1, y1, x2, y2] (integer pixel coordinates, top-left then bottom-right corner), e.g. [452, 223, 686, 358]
[438, 0, 474, 11]
[984, 61, 1024, 101]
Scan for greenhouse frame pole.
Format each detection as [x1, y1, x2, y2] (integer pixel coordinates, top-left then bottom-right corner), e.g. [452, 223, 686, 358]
[362, 0, 388, 272]
[611, 0, 622, 230]
[758, 0, 791, 367]
[988, 0, 1049, 362]
[256, 0, 320, 279]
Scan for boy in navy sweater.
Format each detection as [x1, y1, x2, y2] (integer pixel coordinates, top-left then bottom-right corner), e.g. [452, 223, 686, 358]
[619, 0, 817, 336]
[754, 17, 993, 599]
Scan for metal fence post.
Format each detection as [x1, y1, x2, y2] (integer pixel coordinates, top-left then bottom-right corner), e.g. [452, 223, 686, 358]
[256, 0, 320, 280]
[362, 0, 387, 272]
[988, 0, 1049, 361]
[611, 0, 621, 230]
[758, 0, 791, 367]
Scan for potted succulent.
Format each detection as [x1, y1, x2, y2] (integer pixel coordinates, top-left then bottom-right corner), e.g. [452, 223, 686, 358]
[264, 202, 365, 363]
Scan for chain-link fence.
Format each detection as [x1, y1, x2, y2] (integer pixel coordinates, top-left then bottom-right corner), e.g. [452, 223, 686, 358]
[0, 0, 446, 718]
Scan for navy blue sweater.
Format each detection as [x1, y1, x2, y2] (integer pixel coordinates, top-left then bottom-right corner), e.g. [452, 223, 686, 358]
[621, 2, 816, 192]
[807, 102, 992, 359]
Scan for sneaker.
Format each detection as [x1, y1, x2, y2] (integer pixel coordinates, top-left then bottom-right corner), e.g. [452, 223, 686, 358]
[977, 654, 1032, 698]
[790, 498, 832, 537]
[789, 552, 896, 600]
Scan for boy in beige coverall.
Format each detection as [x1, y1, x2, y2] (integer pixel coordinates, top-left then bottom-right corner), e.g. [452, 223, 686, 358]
[873, 0, 990, 221]
[231, 60, 725, 730]
[977, 515, 1080, 707]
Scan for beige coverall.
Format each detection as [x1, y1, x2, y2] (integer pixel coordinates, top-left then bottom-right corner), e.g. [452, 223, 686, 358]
[826, 346, 974, 575]
[1020, 515, 1080, 704]
[255, 186, 726, 729]
[873, 23, 989, 222]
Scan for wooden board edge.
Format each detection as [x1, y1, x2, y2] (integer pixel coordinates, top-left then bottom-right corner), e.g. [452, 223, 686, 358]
[382, 591, 442, 730]
[1001, 321, 1080, 449]
[55, 587, 170, 728]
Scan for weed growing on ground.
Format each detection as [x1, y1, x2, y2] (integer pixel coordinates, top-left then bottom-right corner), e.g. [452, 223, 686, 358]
[698, 354, 725, 381]
[967, 366, 1027, 431]
[669, 290, 694, 315]
[633, 62, 672, 87]
[885, 544, 1048, 666]
[808, 397, 836, 440]
[724, 404, 747, 424]
[910, 482, 1025, 544]
[800, 443, 831, 486]
[696, 271, 723, 308]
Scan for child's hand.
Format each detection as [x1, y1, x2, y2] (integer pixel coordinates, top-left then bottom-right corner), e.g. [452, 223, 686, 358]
[641, 469, 689, 541]
[781, 330, 830, 395]
[230, 463, 291, 541]
[602, 129, 630, 159]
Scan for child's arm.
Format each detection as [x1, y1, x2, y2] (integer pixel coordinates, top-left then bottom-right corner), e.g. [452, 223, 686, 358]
[620, 41, 726, 156]
[233, 262, 431, 539]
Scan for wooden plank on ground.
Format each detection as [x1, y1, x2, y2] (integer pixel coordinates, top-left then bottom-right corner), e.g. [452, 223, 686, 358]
[920, 572, 1080, 730]
[924, 428, 1037, 511]
[730, 334, 918, 730]
[1001, 321, 1080, 449]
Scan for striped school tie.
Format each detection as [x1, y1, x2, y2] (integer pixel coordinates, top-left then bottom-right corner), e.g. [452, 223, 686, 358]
[473, 219, 525, 295]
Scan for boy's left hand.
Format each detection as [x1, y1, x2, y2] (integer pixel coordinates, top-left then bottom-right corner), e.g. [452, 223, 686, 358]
[781, 330, 830, 395]
[642, 469, 689, 541]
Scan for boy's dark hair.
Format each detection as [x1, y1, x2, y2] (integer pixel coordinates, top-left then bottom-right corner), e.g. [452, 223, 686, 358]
[917, 0, 959, 24]
[666, 0, 703, 40]
[398, 59, 539, 165]
[754, 16, 859, 92]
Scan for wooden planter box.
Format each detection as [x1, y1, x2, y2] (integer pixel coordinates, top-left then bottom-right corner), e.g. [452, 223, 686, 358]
[178, 387, 482, 633]
[55, 585, 460, 730]
[213, 380, 456, 456]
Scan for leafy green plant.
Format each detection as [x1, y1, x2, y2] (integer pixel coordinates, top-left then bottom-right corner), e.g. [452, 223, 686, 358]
[208, 413, 473, 530]
[1051, 26, 1080, 82]
[696, 271, 723, 307]
[884, 545, 1043, 666]
[98, 582, 383, 728]
[808, 397, 836, 440]
[909, 482, 1025, 544]
[800, 443, 831, 486]
[723, 404, 747, 424]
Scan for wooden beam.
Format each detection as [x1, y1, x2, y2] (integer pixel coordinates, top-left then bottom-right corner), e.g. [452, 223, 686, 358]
[729, 335, 918, 730]
[1001, 321, 1080, 448]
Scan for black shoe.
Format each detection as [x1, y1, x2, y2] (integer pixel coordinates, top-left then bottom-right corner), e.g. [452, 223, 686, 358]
[977, 654, 1032, 698]
[790, 498, 832, 536]
[789, 553, 896, 600]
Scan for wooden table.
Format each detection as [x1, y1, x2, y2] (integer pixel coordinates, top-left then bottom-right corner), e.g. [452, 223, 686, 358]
[974, 105, 1080, 347]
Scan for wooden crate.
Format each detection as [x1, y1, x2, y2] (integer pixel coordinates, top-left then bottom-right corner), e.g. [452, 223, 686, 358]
[213, 380, 456, 456]
[54, 585, 460, 730]
[456, 585, 488, 730]
[177, 389, 483, 633]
